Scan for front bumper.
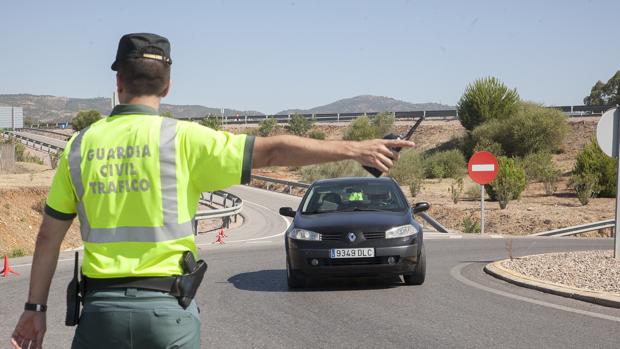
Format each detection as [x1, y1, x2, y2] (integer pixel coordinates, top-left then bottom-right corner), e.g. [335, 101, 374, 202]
[287, 242, 420, 277]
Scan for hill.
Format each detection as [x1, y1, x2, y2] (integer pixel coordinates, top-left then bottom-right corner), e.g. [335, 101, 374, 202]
[277, 95, 452, 115]
[0, 94, 262, 122]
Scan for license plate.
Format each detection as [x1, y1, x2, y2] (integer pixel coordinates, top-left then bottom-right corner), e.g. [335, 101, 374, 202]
[330, 248, 375, 258]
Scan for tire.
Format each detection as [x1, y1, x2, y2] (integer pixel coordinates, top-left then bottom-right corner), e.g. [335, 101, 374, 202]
[403, 244, 426, 285]
[287, 260, 305, 289]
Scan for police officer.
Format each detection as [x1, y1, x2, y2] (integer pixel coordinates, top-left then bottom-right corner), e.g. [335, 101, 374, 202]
[10, 33, 414, 349]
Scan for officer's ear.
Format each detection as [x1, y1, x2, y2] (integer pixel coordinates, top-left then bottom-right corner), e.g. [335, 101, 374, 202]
[161, 79, 172, 98]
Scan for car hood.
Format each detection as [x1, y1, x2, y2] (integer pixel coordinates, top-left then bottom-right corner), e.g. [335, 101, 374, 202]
[293, 210, 412, 233]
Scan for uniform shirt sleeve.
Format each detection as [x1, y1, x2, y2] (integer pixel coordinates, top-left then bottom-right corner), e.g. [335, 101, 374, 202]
[45, 150, 78, 220]
[179, 122, 255, 193]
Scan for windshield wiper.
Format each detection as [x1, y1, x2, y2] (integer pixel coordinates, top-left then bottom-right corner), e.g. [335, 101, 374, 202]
[338, 208, 386, 212]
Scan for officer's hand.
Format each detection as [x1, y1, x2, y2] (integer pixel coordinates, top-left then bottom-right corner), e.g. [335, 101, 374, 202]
[353, 139, 414, 173]
[10, 311, 46, 349]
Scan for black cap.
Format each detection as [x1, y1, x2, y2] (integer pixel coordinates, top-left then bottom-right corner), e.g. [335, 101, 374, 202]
[111, 33, 172, 71]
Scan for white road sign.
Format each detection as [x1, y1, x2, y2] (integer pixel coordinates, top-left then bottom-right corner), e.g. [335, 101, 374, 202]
[596, 108, 619, 157]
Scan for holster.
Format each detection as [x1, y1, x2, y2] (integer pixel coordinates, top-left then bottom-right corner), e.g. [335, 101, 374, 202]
[65, 251, 82, 326]
[174, 251, 208, 309]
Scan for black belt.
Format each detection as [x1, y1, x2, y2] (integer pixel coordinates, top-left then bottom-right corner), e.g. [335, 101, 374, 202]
[82, 276, 181, 297]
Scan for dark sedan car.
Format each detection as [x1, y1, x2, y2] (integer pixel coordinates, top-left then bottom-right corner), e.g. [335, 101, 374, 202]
[279, 177, 429, 289]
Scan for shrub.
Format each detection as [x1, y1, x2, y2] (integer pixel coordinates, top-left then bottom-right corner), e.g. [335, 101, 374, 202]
[343, 116, 376, 141]
[570, 173, 599, 205]
[287, 114, 313, 136]
[343, 112, 395, 141]
[520, 152, 561, 195]
[457, 77, 519, 131]
[485, 156, 527, 209]
[307, 129, 325, 140]
[424, 150, 466, 179]
[448, 177, 464, 204]
[257, 117, 279, 137]
[572, 138, 617, 197]
[408, 178, 423, 197]
[463, 216, 481, 234]
[9, 248, 26, 258]
[49, 152, 60, 169]
[464, 184, 481, 200]
[470, 103, 567, 157]
[300, 160, 367, 182]
[71, 110, 101, 131]
[389, 149, 425, 183]
[200, 115, 222, 130]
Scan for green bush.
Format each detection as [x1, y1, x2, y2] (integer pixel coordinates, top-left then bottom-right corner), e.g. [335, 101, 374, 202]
[71, 110, 101, 131]
[485, 156, 527, 209]
[257, 117, 279, 137]
[343, 116, 376, 141]
[469, 103, 568, 157]
[408, 178, 423, 197]
[520, 152, 561, 195]
[9, 248, 26, 258]
[287, 114, 313, 136]
[424, 150, 466, 179]
[389, 149, 425, 183]
[572, 139, 617, 198]
[457, 77, 520, 131]
[343, 112, 395, 141]
[569, 173, 599, 205]
[200, 115, 222, 130]
[307, 129, 326, 140]
[449, 178, 464, 204]
[300, 160, 367, 182]
[463, 216, 481, 234]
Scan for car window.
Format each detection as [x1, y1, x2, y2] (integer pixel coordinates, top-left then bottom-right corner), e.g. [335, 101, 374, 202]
[301, 182, 407, 214]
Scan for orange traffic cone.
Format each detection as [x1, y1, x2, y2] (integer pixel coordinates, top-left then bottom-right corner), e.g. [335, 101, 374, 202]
[1, 255, 19, 277]
[219, 228, 228, 238]
[212, 233, 225, 244]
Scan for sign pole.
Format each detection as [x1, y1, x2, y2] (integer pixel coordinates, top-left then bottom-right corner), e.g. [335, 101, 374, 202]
[615, 107, 620, 259]
[481, 184, 485, 235]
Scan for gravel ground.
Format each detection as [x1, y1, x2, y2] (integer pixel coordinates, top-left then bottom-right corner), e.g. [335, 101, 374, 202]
[501, 250, 620, 294]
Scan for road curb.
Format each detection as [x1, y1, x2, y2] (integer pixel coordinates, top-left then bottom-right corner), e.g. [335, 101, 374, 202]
[484, 259, 620, 309]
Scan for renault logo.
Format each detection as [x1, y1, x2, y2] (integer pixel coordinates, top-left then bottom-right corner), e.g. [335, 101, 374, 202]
[347, 232, 357, 242]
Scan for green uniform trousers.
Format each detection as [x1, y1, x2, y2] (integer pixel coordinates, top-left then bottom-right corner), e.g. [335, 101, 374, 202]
[71, 289, 201, 349]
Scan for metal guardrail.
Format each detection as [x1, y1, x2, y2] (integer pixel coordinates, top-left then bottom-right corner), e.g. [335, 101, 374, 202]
[19, 104, 615, 128]
[1, 130, 242, 229]
[249, 174, 450, 233]
[20, 128, 72, 140]
[529, 220, 615, 237]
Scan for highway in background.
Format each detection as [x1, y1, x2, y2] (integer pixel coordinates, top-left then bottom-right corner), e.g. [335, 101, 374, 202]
[1, 186, 619, 348]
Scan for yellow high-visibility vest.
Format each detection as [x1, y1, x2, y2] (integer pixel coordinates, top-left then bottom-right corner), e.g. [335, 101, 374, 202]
[46, 104, 254, 278]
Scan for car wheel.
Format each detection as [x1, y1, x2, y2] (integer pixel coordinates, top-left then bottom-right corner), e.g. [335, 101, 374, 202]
[403, 244, 426, 285]
[287, 260, 305, 289]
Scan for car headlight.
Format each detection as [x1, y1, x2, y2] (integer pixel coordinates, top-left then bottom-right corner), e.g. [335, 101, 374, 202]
[288, 228, 322, 241]
[385, 225, 418, 239]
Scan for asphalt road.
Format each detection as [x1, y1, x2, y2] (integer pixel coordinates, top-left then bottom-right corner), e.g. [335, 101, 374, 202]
[1, 185, 619, 349]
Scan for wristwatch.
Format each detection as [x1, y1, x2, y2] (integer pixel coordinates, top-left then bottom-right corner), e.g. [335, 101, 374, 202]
[24, 303, 47, 312]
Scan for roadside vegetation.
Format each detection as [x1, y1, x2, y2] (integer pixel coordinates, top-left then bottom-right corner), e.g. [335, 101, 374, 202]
[71, 110, 101, 131]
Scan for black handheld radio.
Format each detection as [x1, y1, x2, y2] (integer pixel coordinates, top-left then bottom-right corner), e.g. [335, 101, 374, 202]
[363, 116, 425, 177]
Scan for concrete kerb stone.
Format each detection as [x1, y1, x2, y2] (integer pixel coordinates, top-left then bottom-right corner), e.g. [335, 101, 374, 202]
[484, 259, 620, 309]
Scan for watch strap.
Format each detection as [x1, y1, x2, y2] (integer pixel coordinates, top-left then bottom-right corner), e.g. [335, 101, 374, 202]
[24, 303, 47, 312]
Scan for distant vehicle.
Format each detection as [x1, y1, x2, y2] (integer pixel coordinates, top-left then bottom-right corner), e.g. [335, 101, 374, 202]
[279, 177, 428, 289]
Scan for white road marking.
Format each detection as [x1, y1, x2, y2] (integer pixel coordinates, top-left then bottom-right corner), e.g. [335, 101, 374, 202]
[472, 164, 495, 172]
[450, 263, 620, 323]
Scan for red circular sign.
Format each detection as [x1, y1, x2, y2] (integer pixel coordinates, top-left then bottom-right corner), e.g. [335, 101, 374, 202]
[468, 151, 499, 185]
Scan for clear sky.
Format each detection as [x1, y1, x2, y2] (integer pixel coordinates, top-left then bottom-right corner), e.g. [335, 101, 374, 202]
[1, 0, 618, 114]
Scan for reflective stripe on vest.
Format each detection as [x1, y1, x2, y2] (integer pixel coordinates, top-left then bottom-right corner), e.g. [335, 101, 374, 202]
[68, 117, 195, 243]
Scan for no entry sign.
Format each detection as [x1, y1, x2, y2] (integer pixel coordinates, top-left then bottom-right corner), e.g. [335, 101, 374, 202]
[468, 151, 499, 185]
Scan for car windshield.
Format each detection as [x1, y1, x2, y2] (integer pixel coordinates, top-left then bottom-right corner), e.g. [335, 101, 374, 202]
[301, 181, 407, 214]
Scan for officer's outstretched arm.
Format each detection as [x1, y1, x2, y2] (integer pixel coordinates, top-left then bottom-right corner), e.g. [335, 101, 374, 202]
[252, 135, 414, 174]
[11, 214, 73, 349]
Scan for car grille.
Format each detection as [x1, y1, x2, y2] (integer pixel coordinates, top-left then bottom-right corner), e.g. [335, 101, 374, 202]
[320, 232, 385, 241]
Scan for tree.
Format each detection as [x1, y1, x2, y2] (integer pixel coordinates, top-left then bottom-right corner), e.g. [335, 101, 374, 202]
[371, 112, 395, 137]
[583, 70, 620, 106]
[71, 110, 101, 131]
[287, 113, 313, 136]
[257, 117, 278, 136]
[457, 77, 520, 131]
[343, 116, 376, 141]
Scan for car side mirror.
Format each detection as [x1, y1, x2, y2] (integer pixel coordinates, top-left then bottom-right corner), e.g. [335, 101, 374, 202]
[279, 207, 296, 218]
[413, 202, 430, 214]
